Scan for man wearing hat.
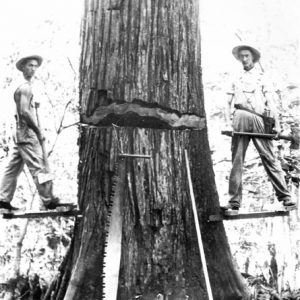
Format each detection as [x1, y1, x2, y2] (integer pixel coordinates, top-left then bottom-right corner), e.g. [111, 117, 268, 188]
[0, 55, 63, 210]
[222, 45, 295, 215]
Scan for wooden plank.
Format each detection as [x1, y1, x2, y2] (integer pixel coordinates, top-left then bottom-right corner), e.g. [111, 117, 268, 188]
[209, 210, 290, 222]
[2, 209, 82, 219]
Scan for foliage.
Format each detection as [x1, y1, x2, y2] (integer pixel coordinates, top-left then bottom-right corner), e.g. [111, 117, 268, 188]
[243, 273, 300, 300]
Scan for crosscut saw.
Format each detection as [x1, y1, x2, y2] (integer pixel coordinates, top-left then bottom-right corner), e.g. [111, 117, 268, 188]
[102, 153, 151, 300]
[102, 157, 126, 300]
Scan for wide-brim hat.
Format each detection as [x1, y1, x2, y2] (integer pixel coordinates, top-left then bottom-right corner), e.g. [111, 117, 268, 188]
[232, 45, 261, 63]
[16, 55, 43, 71]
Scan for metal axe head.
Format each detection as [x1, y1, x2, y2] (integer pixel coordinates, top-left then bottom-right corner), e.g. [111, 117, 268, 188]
[37, 172, 55, 184]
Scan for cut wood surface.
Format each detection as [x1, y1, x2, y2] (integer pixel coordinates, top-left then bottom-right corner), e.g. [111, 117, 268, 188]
[82, 97, 206, 130]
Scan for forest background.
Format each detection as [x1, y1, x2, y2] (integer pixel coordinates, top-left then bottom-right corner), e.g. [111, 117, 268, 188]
[0, 0, 299, 298]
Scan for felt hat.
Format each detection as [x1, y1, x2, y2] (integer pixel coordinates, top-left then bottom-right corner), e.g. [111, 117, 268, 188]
[232, 45, 261, 63]
[16, 55, 43, 71]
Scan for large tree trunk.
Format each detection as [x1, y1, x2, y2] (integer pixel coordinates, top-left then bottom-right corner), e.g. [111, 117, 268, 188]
[49, 1, 249, 299]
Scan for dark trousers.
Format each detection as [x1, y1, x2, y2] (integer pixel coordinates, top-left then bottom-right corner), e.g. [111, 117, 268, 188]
[229, 110, 290, 207]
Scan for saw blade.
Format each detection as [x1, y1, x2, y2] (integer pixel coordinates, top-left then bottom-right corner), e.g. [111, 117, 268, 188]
[102, 157, 126, 300]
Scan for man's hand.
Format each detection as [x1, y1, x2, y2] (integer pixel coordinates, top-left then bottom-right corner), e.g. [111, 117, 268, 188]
[37, 132, 45, 143]
[272, 126, 282, 133]
[222, 124, 234, 137]
[224, 123, 233, 132]
[272, 127, 282, 140]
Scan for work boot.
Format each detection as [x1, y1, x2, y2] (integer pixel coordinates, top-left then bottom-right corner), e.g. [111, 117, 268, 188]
[0, 201, 19, 211]
[221, 204, 239, 216]
[282, 197, 296, 210]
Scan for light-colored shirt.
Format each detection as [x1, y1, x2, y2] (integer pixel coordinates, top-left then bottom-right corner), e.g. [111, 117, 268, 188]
[227, 66, 274, 116]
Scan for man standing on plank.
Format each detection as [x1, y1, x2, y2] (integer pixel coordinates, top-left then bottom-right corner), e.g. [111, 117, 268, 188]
[0, 55, 67, 210]
[222, 45, 295, 215]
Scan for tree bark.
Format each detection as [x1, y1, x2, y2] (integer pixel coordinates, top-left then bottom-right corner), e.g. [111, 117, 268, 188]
[49, 0, 250, 299]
